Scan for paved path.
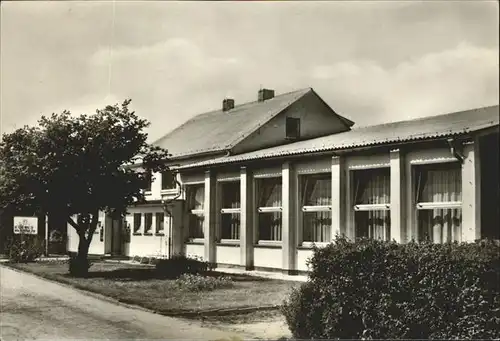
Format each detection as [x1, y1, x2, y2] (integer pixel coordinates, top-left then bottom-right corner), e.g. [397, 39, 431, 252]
[0, 265, 246, 340]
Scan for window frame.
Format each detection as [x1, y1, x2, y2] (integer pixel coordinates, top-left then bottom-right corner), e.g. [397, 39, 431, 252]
[161, 171, 177, 193]
[299, 173, 332, 246]
[185, 184, 205, 242]
[133, 213, 142, 235]
[144, 212, 153, 235]
[255, 177, 283, 244]
[155, 212, 165, 235]
[219, 180, 241, 242]
[350, 167, 391, 241]
[413, 162, 463, 243]
[144, 174, 152, 194]
[285, 117, 301, 140]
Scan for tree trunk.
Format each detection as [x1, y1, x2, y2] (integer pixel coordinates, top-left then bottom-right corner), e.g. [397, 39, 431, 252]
[72, 231, 91, 277]
[68, 213, 98, 277]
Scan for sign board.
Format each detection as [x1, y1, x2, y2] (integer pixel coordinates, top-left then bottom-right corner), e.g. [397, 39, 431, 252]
[13, 216, 38, 235]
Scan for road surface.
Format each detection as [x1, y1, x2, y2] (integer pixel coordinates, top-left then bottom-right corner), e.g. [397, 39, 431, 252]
[0, 265, 246, 340]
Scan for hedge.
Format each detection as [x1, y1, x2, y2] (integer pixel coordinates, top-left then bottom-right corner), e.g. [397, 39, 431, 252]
[282, 237, 500, 340]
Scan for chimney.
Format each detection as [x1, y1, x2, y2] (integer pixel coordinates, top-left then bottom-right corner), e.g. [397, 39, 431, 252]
[258, 88, 275, 102]
[222, 98, 235, 112]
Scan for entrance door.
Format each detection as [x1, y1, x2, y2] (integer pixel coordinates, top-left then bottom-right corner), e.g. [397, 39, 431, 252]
[111, 219, 123, 255]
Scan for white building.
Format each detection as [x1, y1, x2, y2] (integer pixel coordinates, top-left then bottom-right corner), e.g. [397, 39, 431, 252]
[68, 88, 500, 275]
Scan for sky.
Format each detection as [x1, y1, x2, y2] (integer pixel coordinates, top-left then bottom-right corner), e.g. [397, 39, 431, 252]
[1, 1, 498, 142]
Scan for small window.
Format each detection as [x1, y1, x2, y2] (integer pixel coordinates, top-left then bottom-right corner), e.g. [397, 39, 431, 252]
[133, 213, 142, 234]
[144, 213, 153, 234]
[286, 117, 300, 140]
[186, 185, 205, 239]
[155, 212, 164, 235]
[162, 171, 176, 190]
[300, 174, 332, 243]
[220, 181, 241, 240]
[144, 173, 152, 192]
[256, 178, 282, 241]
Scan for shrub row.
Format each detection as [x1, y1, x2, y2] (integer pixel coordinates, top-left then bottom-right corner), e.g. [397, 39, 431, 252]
[282, 237, 500, 340]
[3, 235, 45, 262]
[154, 255, 213, 279]
[173, 273, 233, 292]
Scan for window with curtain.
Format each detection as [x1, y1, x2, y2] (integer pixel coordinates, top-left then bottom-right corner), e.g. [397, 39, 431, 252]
[161, 171, 176, 190]
[256, 177, 282, 241]
[155, 212, 164, 235]
[144, 213, 153, 234]
[144, 173, 152, 192]
[300, 174, 332, 243]
[186, 184, 205, 239]
[415, 163, 462, 243]
[352, 168, 390, 240]
[133, 213, 141, 234]
[220, 181, 240, 240]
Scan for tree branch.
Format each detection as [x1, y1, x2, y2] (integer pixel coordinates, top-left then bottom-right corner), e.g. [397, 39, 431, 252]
[86, 210, 100, 245]
[67, 216, 80, 232]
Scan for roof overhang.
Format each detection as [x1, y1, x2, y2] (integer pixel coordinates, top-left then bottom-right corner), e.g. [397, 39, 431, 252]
[176, 124, 498, 170]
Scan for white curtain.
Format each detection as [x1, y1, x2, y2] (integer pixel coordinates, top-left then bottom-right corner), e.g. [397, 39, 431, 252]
[354, 170, 390, 240]
[301, 176, 332, 206]
[155, 212, 164, 234]
[417, 166, 462, 243]
[301, 175, 332, 242]
[187, 185, 205, 238]
[257, 178, 282, 241]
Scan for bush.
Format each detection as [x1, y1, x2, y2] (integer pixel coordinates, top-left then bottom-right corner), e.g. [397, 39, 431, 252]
[155, 254, 211, 279]
[173, 273, 233, 292]
[4, 235, 45, 262]
[282, 237, 500, 340]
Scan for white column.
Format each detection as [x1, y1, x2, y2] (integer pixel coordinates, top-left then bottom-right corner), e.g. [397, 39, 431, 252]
[462, 140, 481, 242]
[331, 156, 346, 240]
[282, 162, 297, 275]
[390, 149, 404, 243]
[240, 167, 254, 270]
[204, 170, 217, 265]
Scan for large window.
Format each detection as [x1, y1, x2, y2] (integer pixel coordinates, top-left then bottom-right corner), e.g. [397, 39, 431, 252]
[352, 168, 390, 240]
[133, 213, 142, 234]
[300, 174, 332, 243]
[155, 212, 164, 235]
[220, 181, 240, 240]
[162, 171, 176, 191]
[186, 184, 205, 239]
[144, 213, 153, 234]
[415, 163, 462, 243]
[256, 178, 282, 241]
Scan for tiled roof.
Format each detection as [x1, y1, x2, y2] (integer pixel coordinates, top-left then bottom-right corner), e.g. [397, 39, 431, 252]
[178, 105, 499, 169]
[153, 88, 315, 158]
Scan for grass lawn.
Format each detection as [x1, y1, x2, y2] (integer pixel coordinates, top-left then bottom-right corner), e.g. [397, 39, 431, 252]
[5, 261, 300, 318]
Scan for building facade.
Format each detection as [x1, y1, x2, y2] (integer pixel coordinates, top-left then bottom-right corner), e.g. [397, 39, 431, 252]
[67, 88, 499, 274]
